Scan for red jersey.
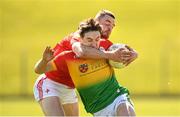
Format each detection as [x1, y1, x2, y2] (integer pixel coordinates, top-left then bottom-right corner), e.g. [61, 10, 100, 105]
[99, 39, 113, 50]
[53, 33, 79, 56]
[45, 34, 113, 88]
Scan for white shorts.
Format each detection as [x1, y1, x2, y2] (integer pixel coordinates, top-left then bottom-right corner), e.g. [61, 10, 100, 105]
[33, 74, 78, 104]
[93, 93, 134, 116]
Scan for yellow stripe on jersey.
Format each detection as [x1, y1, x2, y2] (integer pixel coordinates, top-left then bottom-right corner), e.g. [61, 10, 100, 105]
[66, 59, 113, 88]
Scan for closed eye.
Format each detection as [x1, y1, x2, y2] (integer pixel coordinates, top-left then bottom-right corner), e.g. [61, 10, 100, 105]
[87, 38, 93, 42]
[105, 20, 115, 27]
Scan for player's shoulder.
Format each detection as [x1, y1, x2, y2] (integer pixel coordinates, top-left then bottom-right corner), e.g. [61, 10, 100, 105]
[100, 38, 112, 43]
[56, 50, 75, 60]
[99, 39, 113, 50]
[58, 32, 79, 44]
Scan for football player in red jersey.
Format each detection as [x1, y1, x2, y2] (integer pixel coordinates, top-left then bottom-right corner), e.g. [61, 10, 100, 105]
[53, 10, 135, 65]
[34, 18, 137, 116]
[34, 10, 137, 116]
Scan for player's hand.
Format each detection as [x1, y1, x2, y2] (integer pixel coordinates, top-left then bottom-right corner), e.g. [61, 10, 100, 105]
[123, 45, 138, 66]
[108, 48, 131, 63]
[42, 46, 55, 62]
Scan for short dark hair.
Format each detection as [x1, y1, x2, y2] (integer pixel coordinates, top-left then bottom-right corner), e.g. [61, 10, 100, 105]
[78, 18, 102, 38]
[95, 10, 115, 20]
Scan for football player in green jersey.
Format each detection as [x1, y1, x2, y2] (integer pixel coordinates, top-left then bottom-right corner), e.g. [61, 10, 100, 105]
[37, 18, 137, 116]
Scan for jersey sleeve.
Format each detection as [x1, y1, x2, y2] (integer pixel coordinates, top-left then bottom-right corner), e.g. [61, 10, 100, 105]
[53, 34, 80, 56]
[70, 37, 79, 45]
[99, 39, 113, 50]
[53, 35, 73, 56]
[53, 53, 65, 70]
[53, 51, 74, 70]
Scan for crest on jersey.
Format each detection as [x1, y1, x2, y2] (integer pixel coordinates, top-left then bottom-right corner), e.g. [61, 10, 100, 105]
[79, 64, 88, 73]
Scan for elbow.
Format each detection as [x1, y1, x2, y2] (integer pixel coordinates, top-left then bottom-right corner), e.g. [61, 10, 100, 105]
[34, 68, 43, 74]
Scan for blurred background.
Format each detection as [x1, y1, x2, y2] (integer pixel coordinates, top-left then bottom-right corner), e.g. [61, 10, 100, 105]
[0, 0, 180, 116]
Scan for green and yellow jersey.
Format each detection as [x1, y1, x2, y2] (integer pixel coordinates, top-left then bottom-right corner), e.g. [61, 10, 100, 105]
[53, 39, 129, 113]
[66, 56, 129, 113]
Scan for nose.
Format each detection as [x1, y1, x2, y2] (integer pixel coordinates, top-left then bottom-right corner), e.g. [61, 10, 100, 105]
[91, 43, 98, 49]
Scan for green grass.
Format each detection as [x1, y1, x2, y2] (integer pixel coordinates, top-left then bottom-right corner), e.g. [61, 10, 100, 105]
[0, 97, 180, 116]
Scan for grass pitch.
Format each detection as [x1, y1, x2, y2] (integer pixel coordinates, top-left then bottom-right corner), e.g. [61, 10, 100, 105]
[0, 97, 179, 116]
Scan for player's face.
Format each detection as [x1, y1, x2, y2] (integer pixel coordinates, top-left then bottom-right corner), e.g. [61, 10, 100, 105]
[80, 31, 101, 49]
[98, 15, 115, 39]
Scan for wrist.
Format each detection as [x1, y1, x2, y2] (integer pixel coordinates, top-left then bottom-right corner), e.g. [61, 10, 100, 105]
[103, 51, 112, 59]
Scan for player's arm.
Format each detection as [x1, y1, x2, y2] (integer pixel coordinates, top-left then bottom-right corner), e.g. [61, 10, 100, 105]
[34, 46, 57, 74]
[72, 42, 133, 63]
[72, 42, 108, 59]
